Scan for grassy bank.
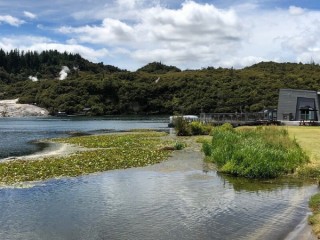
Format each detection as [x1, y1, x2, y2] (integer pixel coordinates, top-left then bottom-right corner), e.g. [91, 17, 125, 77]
[287, 126, 320, 179]
[203, 125, 309, 178]
[0, 131, 175, 184]
[286, 126, 320, 237]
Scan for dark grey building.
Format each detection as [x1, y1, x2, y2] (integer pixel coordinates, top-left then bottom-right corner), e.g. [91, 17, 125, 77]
[277, 89, 320, 121]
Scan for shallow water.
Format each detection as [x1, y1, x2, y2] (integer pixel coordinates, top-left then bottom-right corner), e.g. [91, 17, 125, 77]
[0, 116, 168, 159]
[0, 145, 317, 240]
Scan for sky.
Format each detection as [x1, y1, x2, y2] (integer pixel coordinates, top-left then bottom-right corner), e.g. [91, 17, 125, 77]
[1, 0, 320, 70]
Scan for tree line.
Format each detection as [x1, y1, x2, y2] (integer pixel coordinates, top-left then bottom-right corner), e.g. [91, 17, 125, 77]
[1, 49, 320, 116]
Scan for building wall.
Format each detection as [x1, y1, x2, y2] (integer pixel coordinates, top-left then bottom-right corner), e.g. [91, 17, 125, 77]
[277, 89, 320, 121]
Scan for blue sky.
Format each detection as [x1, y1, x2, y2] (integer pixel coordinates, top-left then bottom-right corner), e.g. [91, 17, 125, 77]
[1, 0, 320, 70]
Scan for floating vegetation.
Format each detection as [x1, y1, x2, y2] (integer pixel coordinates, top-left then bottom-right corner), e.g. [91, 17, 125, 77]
[203, 125, 309, 178]
[0, 132, 173, 184]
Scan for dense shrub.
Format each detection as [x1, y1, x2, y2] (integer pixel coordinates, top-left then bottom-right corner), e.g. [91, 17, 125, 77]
[190, 121, 213, 135]
[174, 117, 192, 136]
[204, 126, 309, 178]
[174, 118, 213, 136]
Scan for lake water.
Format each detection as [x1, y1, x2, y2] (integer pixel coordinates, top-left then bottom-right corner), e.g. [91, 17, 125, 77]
[0, 117, 317, 240]
[0, 116, 169, 159]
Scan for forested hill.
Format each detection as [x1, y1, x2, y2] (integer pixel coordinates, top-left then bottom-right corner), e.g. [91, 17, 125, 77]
[1, 49, 320, 116]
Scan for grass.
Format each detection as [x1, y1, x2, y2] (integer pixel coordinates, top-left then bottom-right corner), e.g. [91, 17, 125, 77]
[285, 126, 320, 238]
[287, 126, 320, 179]
[309, 193, 320, 236]
[0, 131, 175, 184]
[204, 125, 309, 178]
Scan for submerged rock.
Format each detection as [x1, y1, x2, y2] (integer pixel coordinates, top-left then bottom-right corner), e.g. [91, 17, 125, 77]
[0, 99, 49, 117]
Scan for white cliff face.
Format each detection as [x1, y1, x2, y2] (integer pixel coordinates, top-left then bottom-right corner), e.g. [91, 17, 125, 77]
[0, 99, 49, 117]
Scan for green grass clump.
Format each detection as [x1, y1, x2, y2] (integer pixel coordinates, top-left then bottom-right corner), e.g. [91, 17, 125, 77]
[308, 193, 320, 237]
[174, 141, 186, 150]
[174, 117, 213, 136]
[0, 131, 172, 184]
[204, 126, 309, 178]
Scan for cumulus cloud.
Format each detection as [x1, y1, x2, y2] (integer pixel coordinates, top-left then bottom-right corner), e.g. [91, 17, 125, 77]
[3, 1, 320, 70]
[0, 35, 110, 63]
[23, 11, 37, 19]
[0, 15, 24, 26]
[59, 1, 244, 68]
[59, 66, 70, 80]
[59, 18, 135, 45]
[289, 6, 305, 15]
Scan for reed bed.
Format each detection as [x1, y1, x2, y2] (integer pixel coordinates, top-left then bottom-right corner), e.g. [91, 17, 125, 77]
[204, 125, 309, 178]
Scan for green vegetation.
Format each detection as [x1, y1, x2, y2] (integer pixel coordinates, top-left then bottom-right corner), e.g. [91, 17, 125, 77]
[174, 118, 213, 136]
[285, 126, 320, 238]
[137, 61, 181, 74]
[203, 125, 309, 178]
[174, 141, 186, 150]
[309, 193, 320, 236]
[3, 49, 320, 115]
[0, 132, 174, 184]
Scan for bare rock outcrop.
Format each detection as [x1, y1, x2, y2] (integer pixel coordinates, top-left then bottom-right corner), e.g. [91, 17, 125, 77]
[0, 99, 49, 117]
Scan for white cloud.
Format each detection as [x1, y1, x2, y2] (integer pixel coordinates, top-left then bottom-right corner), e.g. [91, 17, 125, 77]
[23, 11, 37, 19]
[289, 6, 305, 15]
[59, 1, 244, 68]
[0, 35, 110, 63]
[0, 15, 24, 26]
[59, 18, 135, 45]
[3, 1, 320, 70]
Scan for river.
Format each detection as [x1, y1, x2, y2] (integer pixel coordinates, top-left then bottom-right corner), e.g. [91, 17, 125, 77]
[0, 117, 317, 240]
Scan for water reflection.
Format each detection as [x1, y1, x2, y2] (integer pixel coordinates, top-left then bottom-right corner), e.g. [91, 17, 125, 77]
[0, 165, 316, 240]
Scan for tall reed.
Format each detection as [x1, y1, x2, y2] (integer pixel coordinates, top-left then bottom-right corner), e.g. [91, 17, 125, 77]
[204, 125, 309, 178]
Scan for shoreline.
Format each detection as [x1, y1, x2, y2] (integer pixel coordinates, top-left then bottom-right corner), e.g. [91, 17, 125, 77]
[1, 141, 87, 162]
[0, 131, 317, 239]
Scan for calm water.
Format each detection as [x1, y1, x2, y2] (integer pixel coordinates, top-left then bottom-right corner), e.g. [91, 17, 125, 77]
[0, 116, 168, 159]
[0, 117, 317, 240]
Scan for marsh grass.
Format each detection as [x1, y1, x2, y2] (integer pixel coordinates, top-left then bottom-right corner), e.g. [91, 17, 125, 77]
[204, 125, 309, 178]
[0, 132, 173, 184]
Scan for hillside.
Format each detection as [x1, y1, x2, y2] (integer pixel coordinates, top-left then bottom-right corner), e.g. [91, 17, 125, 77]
[1, 49, 320, 116]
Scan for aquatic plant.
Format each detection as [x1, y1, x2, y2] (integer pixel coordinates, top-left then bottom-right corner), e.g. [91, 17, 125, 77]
[0, 132, 173, 184]
[204, 126, 309, 178]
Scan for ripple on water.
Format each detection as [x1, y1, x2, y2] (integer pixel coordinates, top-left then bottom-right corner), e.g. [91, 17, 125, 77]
[0, 161, 317, 240]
